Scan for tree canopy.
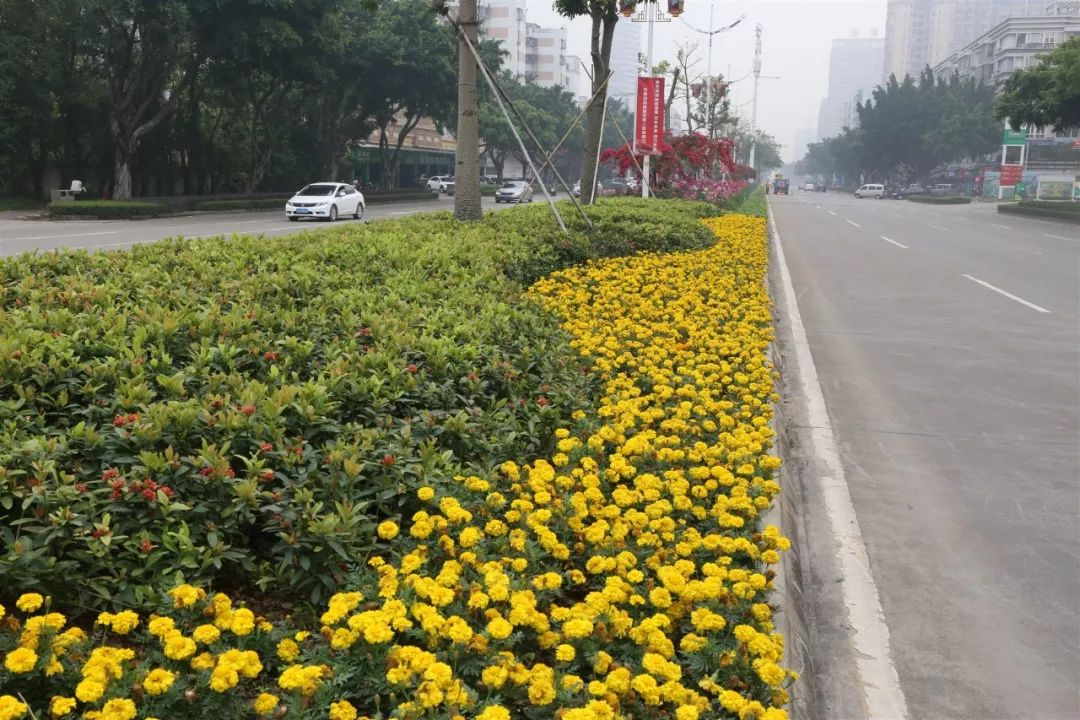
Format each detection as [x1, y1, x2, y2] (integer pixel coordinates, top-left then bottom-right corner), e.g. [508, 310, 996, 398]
[798, 69, 1000, 183]
[995, 37, 1080, 131]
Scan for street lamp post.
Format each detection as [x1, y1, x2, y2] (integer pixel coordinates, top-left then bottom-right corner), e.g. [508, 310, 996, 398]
[681, 3, 746, 139]
[632, 3, 671, 198]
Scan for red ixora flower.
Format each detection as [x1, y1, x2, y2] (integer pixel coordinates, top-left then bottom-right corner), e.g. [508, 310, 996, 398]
[263, 351, 279, 362]
[382, 454, 395, 466]
[112, 413, 139, 427]
[260, 469, 274, 482]
[537, 397, 550, 407]
[224, 468, 236, 479]
[75, 483, 89, 493]
[407, 364, 418, 374]
[240, 404, 256, 416]
[91, 528, 106, 539]
[259, 442, 273, 453]
[139, 540, 153, 553]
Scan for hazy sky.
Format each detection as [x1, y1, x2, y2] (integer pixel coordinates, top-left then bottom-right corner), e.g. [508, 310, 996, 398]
[525, 0, 888, 162]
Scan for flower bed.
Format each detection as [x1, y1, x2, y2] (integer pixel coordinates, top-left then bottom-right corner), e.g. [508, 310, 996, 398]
[0, 212, 791, 720]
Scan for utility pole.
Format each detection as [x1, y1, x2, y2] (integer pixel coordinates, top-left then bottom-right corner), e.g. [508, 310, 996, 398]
[454, 0, 481, 221]
[642, 2, 657, 198]
[748, 22, 762, 172]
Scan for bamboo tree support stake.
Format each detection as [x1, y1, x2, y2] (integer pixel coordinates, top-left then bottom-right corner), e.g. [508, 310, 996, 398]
[453, 20, 567, 233]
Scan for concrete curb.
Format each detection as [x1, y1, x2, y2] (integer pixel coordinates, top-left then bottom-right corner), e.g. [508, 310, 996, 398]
[764, 199, 818, 720]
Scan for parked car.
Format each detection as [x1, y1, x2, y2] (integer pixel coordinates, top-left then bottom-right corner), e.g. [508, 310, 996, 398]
[494, 180, 533, 203]
[930, 183, 954, 196]
[854, 183, 885, 199]
[890, 184, 926, 199]
[441, 177, 455, 194]
[803, 182, 816, 191]
[285, 182, 365, 222]
[813, 182, 828, 192]
[426, 176, 447, 192]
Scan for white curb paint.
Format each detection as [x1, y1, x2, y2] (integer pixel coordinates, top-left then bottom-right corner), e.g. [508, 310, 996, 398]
[767, 200, 911, 720]
[961, 274, 1052, 313]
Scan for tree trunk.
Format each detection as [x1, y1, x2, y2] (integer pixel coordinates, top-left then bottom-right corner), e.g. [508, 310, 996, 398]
[113, 146, 132, 201]
[580, 8, 617, 205]
[492, 155, 505, 182]
[454, 0, 482, 221]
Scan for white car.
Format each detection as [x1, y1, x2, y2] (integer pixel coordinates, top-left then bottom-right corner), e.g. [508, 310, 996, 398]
[854, 183, 885, 199]
[803, 182, 815, 191]
[427, 176, 449, 192]
[285, 182, 365, 221]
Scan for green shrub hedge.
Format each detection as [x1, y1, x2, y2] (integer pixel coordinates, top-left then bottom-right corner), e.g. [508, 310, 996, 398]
[998, 200, 1080, 224]
[193, 198, 286, 211]
[906, 195, 972, 204]
[0, 197, 717, 615]
[0, 197, 44, 211]
[47, 200, 173, 218]
[734, 186, 767, 217]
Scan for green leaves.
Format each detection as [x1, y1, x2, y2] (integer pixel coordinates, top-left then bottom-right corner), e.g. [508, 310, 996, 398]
[996, 37, 1080, 131]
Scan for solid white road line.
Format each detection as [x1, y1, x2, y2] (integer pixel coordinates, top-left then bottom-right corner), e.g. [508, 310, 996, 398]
[961, 273, 1052, 313]
[827, 210, 838, 216]
[10, 230, 121, 241]
[846, 219, 861, 228]
[881, 236, 908, 249]
[1044, 233, 1075, 242]
[767, 200, 911, 720]
[991, 223, 1011, 229]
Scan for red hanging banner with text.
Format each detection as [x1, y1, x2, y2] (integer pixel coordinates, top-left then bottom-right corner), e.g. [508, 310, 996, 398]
[634, 76, 665, 156]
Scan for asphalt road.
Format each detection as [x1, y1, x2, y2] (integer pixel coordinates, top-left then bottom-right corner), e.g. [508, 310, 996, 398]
[0, 194, 522, 256]
[771, 191, 1079, 719]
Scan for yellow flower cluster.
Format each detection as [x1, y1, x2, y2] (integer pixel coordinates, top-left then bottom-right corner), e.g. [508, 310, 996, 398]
[0, 213, 792, 719]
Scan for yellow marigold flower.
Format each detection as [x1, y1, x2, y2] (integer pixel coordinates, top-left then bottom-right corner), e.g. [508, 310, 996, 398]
[486, 617, 513, 640]
[476, 706, 510, 720]
[192, 624, 221, 644]
[0, 604, 5, 621]
[100, 698, 135, 720]
[4, 647, 37, 673]
[0, 696, 28, 720]
[15, 593, 43, 613]
[377, 520, 400, 540]
[190, 652, 215, 671]
[562, 674, 584, 691]
[719, 690, 747, 712]
[562, 618, 593, 639]
[481, 665, 508, 689]
[555, 644, 576, 662]
[142, 668, 175, 695]
[49, 697, 76, 717]
[163, 634, 196, 660]
[676, 707, 699, 720]
[168, 584, 204, 609]
[147, 616, 175, 638]
[75, 679, 105, 703]
[109, 610, 139, 635]
[277, 638, 301, 663]
[329, 700, 357, 720]
[253, 693, 279, 714]
[417, 486, 435, 501]
[230, 607, 255, 636]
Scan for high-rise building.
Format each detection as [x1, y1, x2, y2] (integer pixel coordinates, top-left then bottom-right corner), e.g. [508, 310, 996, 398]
[608, 19, 642, 107]
[818, 34, 885, 140]
[526, 24, 567, 86]
[470, 0, 529, 77]
[929, 1, 1046, 67]
[883, 0, 934, 81]
[884, 1, 1051, 81]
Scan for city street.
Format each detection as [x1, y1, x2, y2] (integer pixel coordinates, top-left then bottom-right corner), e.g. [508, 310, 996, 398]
[770, 191, 1079, 719]
[0, 194, 520, 257]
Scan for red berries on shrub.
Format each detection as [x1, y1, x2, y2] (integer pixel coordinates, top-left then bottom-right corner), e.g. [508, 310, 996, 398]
[112, 413, 139, 427]
[241, 404, 256, 416]
[260, 469, 274, 482]
[259, 442, 273, 452]
[382, 454, 395, 466]
[537, 397, 549, 407]
[263, 351, 278, 361]
[407, 364, 418, 374]
[139, 540, 154, 553]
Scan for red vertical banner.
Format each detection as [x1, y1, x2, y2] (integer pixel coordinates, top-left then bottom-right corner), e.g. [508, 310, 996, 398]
[634, 76, 665, 156]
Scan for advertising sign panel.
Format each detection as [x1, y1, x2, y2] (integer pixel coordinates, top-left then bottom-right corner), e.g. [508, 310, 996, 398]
[635, 77, 666, 156]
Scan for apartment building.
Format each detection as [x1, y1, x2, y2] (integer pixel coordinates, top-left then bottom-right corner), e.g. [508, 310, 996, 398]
[884, 0, 1048, 81]
[608, 19, 642, 106]
[932, 3, 1080, 85]
[818, 34, 885, 139]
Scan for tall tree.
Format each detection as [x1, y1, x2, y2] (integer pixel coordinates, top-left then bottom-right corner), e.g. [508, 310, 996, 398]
[453, 0, 482, 219]
[89, 0, 202, 199]
[995, 37, 1080, 131]
[555, 0, 621, 204]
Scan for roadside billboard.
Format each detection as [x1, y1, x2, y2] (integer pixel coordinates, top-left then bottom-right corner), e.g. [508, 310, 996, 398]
[634, 77, 665, 156]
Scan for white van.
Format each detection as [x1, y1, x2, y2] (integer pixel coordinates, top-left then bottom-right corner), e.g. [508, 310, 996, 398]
[855, 183, 884, 199]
